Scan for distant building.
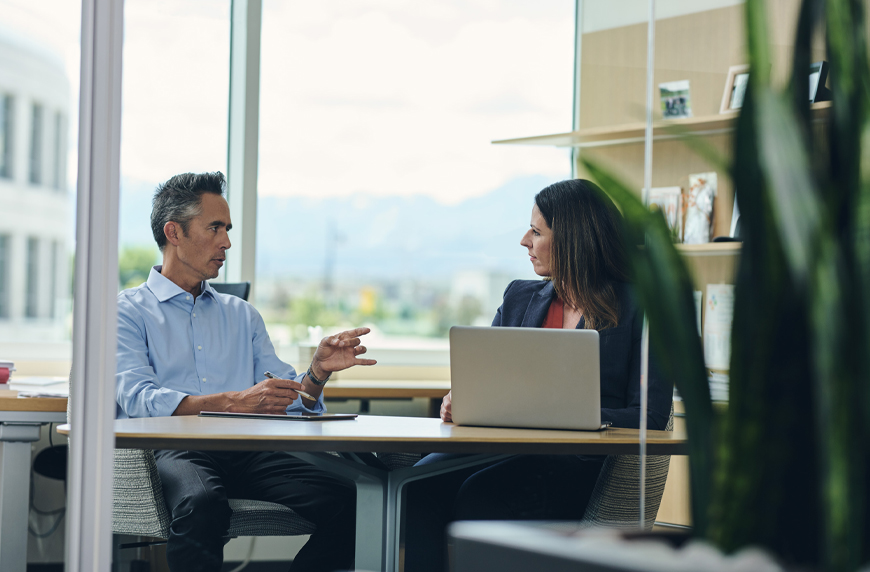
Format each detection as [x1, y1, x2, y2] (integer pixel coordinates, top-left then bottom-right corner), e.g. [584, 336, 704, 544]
[449, 269, 514, 326]
[0, 25, 71, 342]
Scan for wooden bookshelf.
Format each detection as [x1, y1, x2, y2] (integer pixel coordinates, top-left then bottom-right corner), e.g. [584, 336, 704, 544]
[676, 242, 741, 256]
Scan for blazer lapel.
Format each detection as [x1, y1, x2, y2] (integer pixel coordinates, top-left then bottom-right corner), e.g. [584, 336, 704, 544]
[522, 282, 556, 327]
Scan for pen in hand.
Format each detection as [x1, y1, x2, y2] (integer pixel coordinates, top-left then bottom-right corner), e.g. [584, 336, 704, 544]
[263, 371, 316, 401]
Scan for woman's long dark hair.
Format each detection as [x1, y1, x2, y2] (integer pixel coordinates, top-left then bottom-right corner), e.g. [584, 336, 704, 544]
[534, 179, 629, 330]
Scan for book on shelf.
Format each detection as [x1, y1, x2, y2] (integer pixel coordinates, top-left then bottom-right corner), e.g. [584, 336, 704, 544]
[703, 284, 734, 370]
[709, 372, 729, 402]
[644, 186, 683, 242]
[684, 172, 718, 244]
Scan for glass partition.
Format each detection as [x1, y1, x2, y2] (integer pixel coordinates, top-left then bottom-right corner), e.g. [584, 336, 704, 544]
[0, 0, 81, 564]
[0, 1, 79, 369]
[570, 0, 819, 532]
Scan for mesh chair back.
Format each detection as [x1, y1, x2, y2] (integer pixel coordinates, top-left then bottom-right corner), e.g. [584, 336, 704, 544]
[579, 404, 676, 530]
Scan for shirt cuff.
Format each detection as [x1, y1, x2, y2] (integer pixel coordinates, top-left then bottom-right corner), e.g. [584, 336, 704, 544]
[142, 387, 188, 418]
[286, 371, 326, 414]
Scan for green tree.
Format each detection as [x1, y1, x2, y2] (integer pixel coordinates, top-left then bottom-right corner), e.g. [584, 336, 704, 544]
[119, 245, 159, 290]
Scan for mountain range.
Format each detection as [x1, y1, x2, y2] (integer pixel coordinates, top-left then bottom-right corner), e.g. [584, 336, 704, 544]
[119, 174, 559, 281]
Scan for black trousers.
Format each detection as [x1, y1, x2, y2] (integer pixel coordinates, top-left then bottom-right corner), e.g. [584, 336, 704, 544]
[153, 450, 356, 572]
[403, 454, 606, 572]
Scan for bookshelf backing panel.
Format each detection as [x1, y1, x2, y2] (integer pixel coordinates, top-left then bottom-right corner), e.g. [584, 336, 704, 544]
[576, 134, 735, 239]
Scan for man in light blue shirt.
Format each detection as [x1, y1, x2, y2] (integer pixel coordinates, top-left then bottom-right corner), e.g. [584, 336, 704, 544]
[116, 172, 375, 572]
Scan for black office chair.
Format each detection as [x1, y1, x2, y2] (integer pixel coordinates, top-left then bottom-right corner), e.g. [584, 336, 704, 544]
[209, 281, 251, 301]
[33, 445, 67, 481]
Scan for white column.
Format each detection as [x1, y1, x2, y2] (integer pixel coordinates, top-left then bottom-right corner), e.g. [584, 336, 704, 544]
[225, 0, 262, 289]
[65, 0, 124, 570]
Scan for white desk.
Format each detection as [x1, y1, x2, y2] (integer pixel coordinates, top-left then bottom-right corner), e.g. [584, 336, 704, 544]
[99, 414, 687, 572]
[0, 390, 68, 572]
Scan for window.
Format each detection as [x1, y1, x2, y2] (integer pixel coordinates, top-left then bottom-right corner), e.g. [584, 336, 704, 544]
[25, 236, 39, 318]
[50, 239, 59, 318]
[0, 95, 11, 179]
[53, 111, 64, 190]
[29, 103, 43, 185]
[255, 1, 576, 352]
[0, 235, 8, 318]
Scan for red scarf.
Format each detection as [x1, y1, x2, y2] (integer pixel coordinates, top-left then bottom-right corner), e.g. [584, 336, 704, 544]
[541, 297, 564, 329]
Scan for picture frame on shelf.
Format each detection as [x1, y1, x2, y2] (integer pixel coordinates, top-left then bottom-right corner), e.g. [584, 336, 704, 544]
[809, 61, 832, 102]
[659, 80, 693, 119]
[729, 194, 742, 239]
[720, 64, 749, 113]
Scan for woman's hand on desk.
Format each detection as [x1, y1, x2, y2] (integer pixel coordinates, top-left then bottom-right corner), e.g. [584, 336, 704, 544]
[441, 391, 453, 422]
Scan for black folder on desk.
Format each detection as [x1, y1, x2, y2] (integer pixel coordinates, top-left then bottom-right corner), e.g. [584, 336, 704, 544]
[199, 411, 358, 421]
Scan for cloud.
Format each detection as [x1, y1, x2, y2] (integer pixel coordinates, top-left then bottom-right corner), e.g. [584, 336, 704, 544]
[3, 0, 577, 205]
[119, 0, 231, 182]
[256, 0, 576, 204]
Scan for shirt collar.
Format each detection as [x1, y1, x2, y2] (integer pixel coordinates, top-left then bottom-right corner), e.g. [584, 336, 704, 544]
[146, 266, 215, 302]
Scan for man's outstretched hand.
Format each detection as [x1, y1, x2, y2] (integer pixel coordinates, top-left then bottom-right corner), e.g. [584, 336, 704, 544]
[310, 327, 377, 380]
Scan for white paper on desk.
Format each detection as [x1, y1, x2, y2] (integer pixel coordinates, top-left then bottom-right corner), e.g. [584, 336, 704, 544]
[18, 391, 67, 398]
[703, 284, 734, 370]
[11, 376, 66, 386]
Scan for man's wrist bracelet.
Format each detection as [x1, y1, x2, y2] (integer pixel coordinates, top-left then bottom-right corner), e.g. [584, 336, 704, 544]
[306, 364, 331, 386]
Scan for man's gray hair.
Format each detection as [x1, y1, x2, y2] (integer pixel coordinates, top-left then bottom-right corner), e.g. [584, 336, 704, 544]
[150, 172, 226, 251]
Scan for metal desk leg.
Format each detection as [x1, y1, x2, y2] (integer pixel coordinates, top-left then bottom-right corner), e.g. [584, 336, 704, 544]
[0, 423, 42, 572]
[385, 455, 511, 571]
[292, 452, 390, 571]
[293, 452, 511, 572]
[353, 469, 388, 570]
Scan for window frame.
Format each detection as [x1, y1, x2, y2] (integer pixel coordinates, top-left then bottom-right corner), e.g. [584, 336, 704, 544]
[0, 94, 12, 179]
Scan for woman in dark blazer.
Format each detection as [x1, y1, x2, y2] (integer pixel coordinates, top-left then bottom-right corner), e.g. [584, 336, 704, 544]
[404, 179, 673, 572]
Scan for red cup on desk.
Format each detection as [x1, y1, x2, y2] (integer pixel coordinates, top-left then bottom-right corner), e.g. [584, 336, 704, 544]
[0, 360, 15, 389]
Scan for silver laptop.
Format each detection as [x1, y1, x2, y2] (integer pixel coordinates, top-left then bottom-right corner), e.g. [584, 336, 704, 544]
[449, 326, 603, 431]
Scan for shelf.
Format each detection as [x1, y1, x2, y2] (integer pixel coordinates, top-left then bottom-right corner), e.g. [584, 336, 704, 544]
[493, 102, 832, 149]
[676, 242, 742, 256]
[638, 243, 742, 256]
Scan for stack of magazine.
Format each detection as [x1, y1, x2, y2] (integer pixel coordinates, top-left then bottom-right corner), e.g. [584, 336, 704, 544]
[708, 372, 729, 402]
